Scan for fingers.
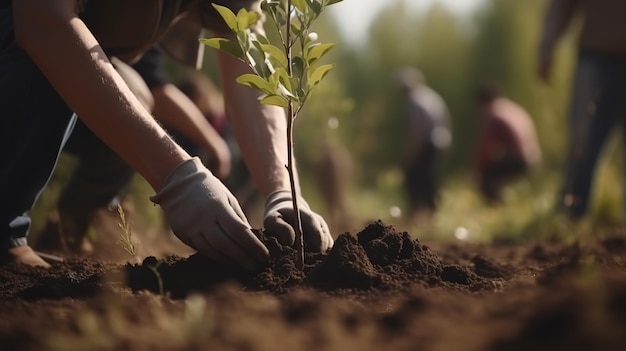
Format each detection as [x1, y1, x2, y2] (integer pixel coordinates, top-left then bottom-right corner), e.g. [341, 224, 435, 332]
[318, 217, 333, 252]
[264, 193, 333, 252]
[217, 207, 270, 269]
[192, 224, 268, 272]
[264, 214, 296, 246]
[187, 234, 237, 267]
[227, 193, 250, 224]
[301, 212, 333, 252]
[180, 204, 268, 271]
[265, 210, 333, 252]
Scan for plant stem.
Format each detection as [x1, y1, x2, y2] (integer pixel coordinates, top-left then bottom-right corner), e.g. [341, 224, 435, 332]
[147, 263, 164, 296]
[285, 0, 304, 269]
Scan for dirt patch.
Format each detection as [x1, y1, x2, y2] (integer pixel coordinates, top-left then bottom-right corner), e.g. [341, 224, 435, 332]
[1, 220, 626, 350]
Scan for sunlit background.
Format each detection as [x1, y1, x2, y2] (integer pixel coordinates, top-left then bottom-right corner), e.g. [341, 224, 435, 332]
[329, 0, 487, 47]
[31, 0, 626, 246]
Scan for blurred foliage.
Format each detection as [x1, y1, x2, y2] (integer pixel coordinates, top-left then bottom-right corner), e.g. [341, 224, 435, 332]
[337, 0, 579, 178]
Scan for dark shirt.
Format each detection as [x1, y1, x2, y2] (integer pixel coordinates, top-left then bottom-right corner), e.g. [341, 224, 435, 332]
[79, 0, 261, 66]
[131, 47, 169, 89]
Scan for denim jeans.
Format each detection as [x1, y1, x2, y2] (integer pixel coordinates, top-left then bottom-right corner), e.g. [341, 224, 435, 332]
[0, 9, 76, 249]
[559, 50, 626, 218]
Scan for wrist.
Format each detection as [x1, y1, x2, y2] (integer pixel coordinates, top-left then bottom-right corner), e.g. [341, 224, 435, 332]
[151, 157, 208, 203]
[265, 189, 292, 205]
[264, 189, 310, 211]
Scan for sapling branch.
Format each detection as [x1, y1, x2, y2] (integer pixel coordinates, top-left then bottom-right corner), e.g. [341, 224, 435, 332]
[202, 0, 342, 270]
[283, 0, 305, 268]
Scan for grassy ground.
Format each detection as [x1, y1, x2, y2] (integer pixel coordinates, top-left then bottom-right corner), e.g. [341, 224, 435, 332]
[28, 149, 626, 250]
[325, 161, 626, 245]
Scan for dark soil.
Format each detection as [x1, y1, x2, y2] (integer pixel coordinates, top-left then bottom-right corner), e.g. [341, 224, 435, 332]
[2, 220, 626, 351]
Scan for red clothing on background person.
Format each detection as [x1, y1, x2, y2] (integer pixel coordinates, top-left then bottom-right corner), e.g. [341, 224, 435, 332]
[473, 87, 541, 203]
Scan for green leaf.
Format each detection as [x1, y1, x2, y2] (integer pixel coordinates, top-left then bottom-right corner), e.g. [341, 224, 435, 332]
[308, 0, 322, 15]
[268, 71, 279, 89]
[292, 57, 305, 79]
[307, 63, 335, 88]
[236, 74, 274, 94]
[260, 0, 270, 12]
[306, 42, 335, 65]
[250, 37, 277, 74]
[325, 0, 343, 6]
[296, 87, 307, 99]
[274, 67, 293, 92]
[260, 1, 277, 25]
[251, 35, 264, 53]
[290, 22, 302, 38]
[255, 33, 270, 45]
[237, 8, 261, 30]
[199, 38, 244, 60]
[211, 4, 238, 32]
[278, 83, 296, 99]
[295, 11, 307, 28]
[272, 5, 287, 26]
[237, 31, 249, 51]
[290, 77, 301, 94]
[260, 44, 287, 68]
[260, 94, 289, 108]
[292, 0, 308, 14]
[246, 46, 271, 79]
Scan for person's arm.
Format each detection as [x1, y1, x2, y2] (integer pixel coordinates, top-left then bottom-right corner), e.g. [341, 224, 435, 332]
[13, 0, 185, 189]
[152, 83, 232, 179]
[215, 50, 291, 198]
[538, 0, 581, 82]
[13, 0, 269, 270]
[215, 32, 332, 252]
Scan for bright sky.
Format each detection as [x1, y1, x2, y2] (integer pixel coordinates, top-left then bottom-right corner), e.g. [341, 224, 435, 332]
[328, 0, 487, 46]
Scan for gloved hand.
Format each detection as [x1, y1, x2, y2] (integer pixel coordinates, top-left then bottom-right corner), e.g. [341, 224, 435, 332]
[150, 157, 269, 271]
[263, 190, 333, 252]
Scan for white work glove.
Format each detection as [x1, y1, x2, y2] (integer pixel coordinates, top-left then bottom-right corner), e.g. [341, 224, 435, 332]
[151, 157, 269, 271]
[263, 190, 333, 253]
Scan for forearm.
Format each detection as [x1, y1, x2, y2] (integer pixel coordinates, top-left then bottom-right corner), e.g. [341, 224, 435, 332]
[152, 84, 229, 159]
[13, 1, 187, 190]
[215, 51, 291, 197]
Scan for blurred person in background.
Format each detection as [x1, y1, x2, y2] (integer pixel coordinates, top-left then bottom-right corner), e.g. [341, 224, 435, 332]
[472, 85, 542, 204]
[311, 118, 354, 234]
[36, 46, 233, 255]
[538, 0, 626, 219]
[1, 0, 332, 267]
[176, 70, 260, 215]
[397, 67, 452, 227]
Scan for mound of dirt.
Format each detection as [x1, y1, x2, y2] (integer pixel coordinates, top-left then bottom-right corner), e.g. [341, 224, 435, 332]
[2, 220, 626, 351]
[124, 220, 498, 298]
